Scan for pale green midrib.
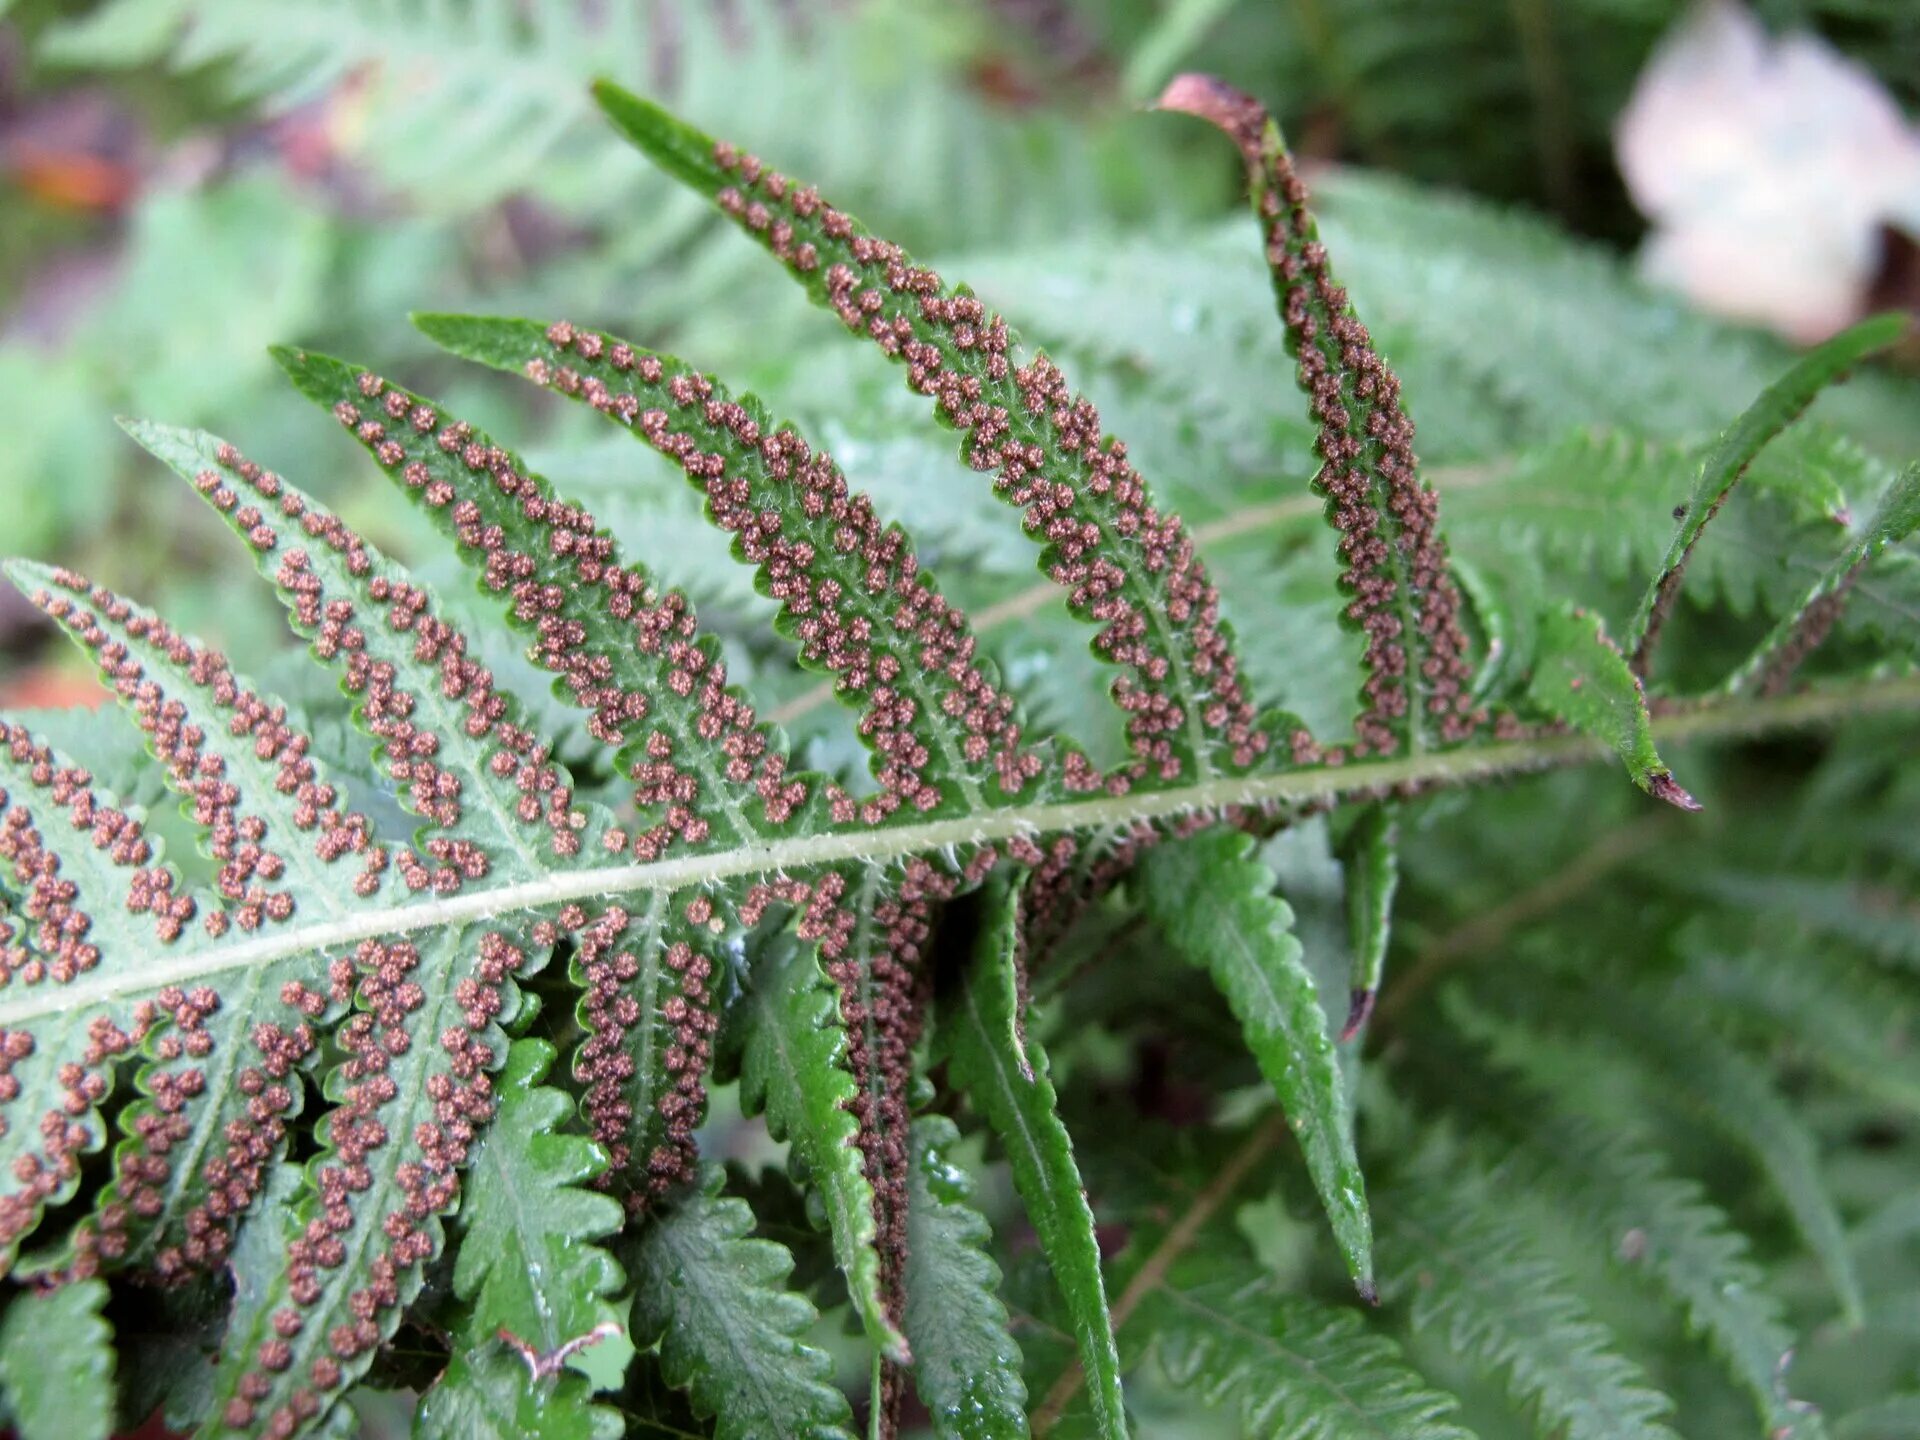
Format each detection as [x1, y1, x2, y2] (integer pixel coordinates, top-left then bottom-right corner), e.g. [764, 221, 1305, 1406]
[4, 674, 1914, 1026]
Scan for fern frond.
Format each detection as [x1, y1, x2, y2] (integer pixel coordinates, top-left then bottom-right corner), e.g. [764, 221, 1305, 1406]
[1159, 73, 1478, 755]
[1725, 462, 1920, 695]
[738, 932, 904, 1361]
[0, 1277, 115, 1440]
[1627, 314, 1908, 675]
[1524, 602, 1695, 808]
[1139, 1236, 1470, 1440]
[3, 66, 1919, 1440]
[1336, 804, 1398, 1038]
[449, 1038, 626, 1374]
[624, 1166, 857, 1440]
[595, 80, 1283, 788]
[1678, 947, 1920, 1118]
[901, 1114, 1030, 1439]
[1457, 985, 1866, 1325]
[1381, 1143, 1680, 1440]
[938, 878, 1127, 1440]
[1135, 828, 1374, 1295]
[1446, 1005, 1821, 1437]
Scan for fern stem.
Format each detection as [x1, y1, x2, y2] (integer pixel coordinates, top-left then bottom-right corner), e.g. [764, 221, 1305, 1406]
[1032, 1113, 1290, 1435]
[5, 674, 1914, 1028]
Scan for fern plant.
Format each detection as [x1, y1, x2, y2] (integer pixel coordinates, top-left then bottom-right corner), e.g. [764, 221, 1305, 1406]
[1, 68, 1918, 1440]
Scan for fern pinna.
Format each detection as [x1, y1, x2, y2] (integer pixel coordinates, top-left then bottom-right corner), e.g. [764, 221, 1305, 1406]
[1, 72, 1917, 1440]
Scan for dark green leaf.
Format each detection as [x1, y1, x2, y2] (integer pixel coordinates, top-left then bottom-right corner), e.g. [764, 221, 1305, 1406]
[0, 1278, 115, 1440]
[1136, 828, 1374, 1297]
[938, 879, 1128, 1440]
[902, 1114, 1029, 1439]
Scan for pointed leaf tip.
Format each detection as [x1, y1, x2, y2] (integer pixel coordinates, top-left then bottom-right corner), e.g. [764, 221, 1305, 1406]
[1154, 72, 1266, 156]
[1648, 772, 1703, 813]
[1341, 989, 1377, 1043]
[591, 81, 727, 198]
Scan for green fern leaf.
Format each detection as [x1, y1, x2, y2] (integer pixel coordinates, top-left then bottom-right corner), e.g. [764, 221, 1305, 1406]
[1459, 987, 1866, 1327]
[1138, 1237, 1471, 1440]
[414, 1348, 622, 1440]
[738, 933, 905, 1363]
[1726, 461, 1920, 695]
[1448, 1003, 1821, 1437]
[1627, 313, 1908, 673]
[1158, 73, 1478, 755]
[1337, 805, 1399, 1039]
[1524, 602, 1696, 808]
[451, 1038, 626, 1360]
[1381, 1144, 1679, 1440]
[1693, 873, 1920, 971]
[625, 1166, 857, 1440]
[1678, 946, 1920, 1119]
[901, 1114, 1030, 1439]
[1601, 991, 1866, 1326]
[937, 878, 1128, 1440]
[405, 316, 1047, 822]
[594, 79, 1284, 787]
[1136, 828, 1374, 1297]
[0, 1277, 115, 1440]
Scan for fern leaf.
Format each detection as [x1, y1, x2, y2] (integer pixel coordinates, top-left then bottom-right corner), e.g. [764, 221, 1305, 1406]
[268, 348, 801, 856]
[452, 1038, 626, 1360]
[0, 1277, 115, 1440]
[203, 920, 536, 1436]
[1726, 461, 1920, 695]
[1157, 73, 1479, 755]
[625, 1166, 857, 1440]
[6, 564, 358, 1280]
[0, 720, 206, 1271]
[1525, 602, 1697, 809]
[1694, 873, 1920, 971]
[1337, 805, 1398, 1038]
[1381, 1145, 1679, 1440]
[1139, 1237, 1471, 1440]
[414, 1348, 622, 1440]
[1678, 947, 1920, 1119]
[595, 80, 1282, 787]
[1461, 987, 1866, 1327]
[1626, 312, 1908, 674]
[1136, 828, 1374, 1297]
[738, 932, 905, 1362]
[902, 1114, 1030, 1440]
[1449, 1004, 1821, 1437]
[123, 420, 612, 877]
[409, 315, 1050, 820]
[937, 878, 1128, 1440]
[1602, 992, 1866, 1325]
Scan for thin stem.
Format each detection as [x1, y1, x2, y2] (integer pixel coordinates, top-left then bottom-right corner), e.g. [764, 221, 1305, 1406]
[1032, 1113, 1289, 1434]
[7, 674, 1914, 1027]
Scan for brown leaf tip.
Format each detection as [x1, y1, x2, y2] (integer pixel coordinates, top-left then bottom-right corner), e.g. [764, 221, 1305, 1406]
[1647, 770, 1703, 813]
[1340, 988, 1377, 1043]
[1154, 73, 1267, 159]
